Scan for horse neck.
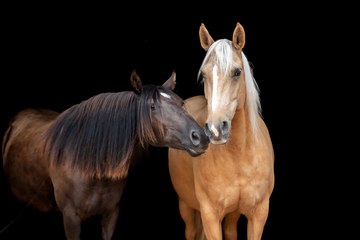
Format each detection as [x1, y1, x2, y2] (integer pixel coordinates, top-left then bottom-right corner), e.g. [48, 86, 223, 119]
[228, 103, 255, 150]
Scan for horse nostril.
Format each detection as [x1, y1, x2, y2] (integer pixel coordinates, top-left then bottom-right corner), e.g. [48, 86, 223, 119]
[220, 121, 230, 135]
[190, 130, 200, 146]
[204, 123, 211, 137]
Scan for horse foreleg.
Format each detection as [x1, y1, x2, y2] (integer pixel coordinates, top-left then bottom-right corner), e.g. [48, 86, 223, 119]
[179, 198, 198, 240]
[62, 207, 81, 240]
[223, 210, 241, 240]
[246, 197, 269, 240]
[101, 207, 120, 240]
[200, 204, 222, 240]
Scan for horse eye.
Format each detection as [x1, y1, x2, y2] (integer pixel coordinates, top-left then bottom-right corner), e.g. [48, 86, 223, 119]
[234, 69, 241, 77]
[151, 104, 155, 110]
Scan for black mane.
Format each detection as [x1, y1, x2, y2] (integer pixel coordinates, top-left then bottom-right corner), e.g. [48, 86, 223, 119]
[45, 85, 183, 178]
[45, 85, 177, 179]
[137, 85, 163, 146]
[46, 91, 138, 179]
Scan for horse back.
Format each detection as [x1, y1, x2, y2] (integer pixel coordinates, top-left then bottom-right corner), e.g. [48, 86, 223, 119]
[2, 109, 59, 212]
[3, 108, 58, 160]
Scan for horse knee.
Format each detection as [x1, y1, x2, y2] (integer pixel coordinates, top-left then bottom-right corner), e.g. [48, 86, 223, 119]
[179, 199, 198, 240]
[224, 226, 237, 240]
[101, 208, 120, 240]
[183, 222, 199, 240]
[224, 220, 238, 240]
[223, 211, 240, 240]
[62, 208, 81, 240]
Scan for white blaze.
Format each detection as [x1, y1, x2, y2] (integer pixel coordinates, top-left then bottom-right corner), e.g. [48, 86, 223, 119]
[160, 92, 171, 99]
[211, 124, 219, 137]
[212, 64, 218, 112]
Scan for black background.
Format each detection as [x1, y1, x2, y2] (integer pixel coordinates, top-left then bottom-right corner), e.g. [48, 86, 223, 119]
[0, 2, 337, 240]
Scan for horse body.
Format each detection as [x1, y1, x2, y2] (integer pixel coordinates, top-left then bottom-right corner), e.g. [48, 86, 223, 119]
[2, 71, 209, 240]
[169, 23, 274, 240]
[170, 96, 274, 240]
[3, 108, 129, 238]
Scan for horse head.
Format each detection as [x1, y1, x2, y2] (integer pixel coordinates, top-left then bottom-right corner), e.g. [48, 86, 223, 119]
[198, 23, 261, 144]
[130, 70, 209, 157]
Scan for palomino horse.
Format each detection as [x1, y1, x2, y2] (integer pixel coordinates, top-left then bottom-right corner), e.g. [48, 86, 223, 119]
[2, 70, 209, 240]
[169, 23, 274, 240]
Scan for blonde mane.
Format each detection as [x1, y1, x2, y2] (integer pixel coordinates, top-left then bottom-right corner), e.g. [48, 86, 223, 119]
[198, 39, 262, 138]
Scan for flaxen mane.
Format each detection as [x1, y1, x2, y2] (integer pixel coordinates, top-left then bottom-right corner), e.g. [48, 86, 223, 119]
[46, 86, 167, 179]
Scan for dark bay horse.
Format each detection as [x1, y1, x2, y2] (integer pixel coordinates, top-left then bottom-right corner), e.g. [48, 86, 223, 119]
[2, 70, 209, 240]
[169, 23, 274, 240]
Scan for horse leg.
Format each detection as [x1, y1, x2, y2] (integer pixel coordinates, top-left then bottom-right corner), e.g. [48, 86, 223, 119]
[179, 198, 198, 240]
[62, 207, 81, 240]
[223, 210, 241, 240]
[200, 204, 222, 240]
[246, 197, 269, 240]
[101, 206, 120, 240]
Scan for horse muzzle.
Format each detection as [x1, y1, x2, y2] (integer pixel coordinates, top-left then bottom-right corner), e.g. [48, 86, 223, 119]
[204, 120, 230, 145]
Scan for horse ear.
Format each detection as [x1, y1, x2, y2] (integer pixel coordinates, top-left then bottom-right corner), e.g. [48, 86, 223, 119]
[162, 70, 176, 91]
[232, 22, 245, 50]
[130, 69, 142, 94]
[199, 23, 214, 51]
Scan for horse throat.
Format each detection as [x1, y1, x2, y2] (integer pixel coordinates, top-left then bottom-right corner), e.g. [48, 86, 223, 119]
[226, 80, 257, 150]
[229, 104, 254, 148]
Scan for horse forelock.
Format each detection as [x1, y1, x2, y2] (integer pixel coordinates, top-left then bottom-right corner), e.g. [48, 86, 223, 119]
[137, 85, 184, 147]
[137, 85, 165, 147]
[198, 39, 240, 81]
[46, 91, 138, 179]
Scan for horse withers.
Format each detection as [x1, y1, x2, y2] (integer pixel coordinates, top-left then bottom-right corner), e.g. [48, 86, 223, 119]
[169, 23, 274, 240]
[2, 70, 209, 240]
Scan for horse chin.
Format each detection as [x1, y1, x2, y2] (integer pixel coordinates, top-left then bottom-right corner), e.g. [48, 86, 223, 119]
[186, 148, 205, 157]
[209, 138, 228, 145]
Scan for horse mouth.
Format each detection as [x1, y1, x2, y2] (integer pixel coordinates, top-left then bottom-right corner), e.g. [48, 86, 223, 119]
[186, 147, 205, 157]
[209, 138, 228, 145]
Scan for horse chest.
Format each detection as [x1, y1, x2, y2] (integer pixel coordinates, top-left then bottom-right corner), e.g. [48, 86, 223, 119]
[236, 164, 272, 215]
[75, 179, 125, 216]
[195, 152, 271, 215]
[195, 158, 242, 213]
[52, 169, 126, 219]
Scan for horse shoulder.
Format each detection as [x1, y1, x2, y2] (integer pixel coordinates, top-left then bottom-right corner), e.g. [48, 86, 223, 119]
[237, 119, 275, 213]
[168, 95, 208, 209]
